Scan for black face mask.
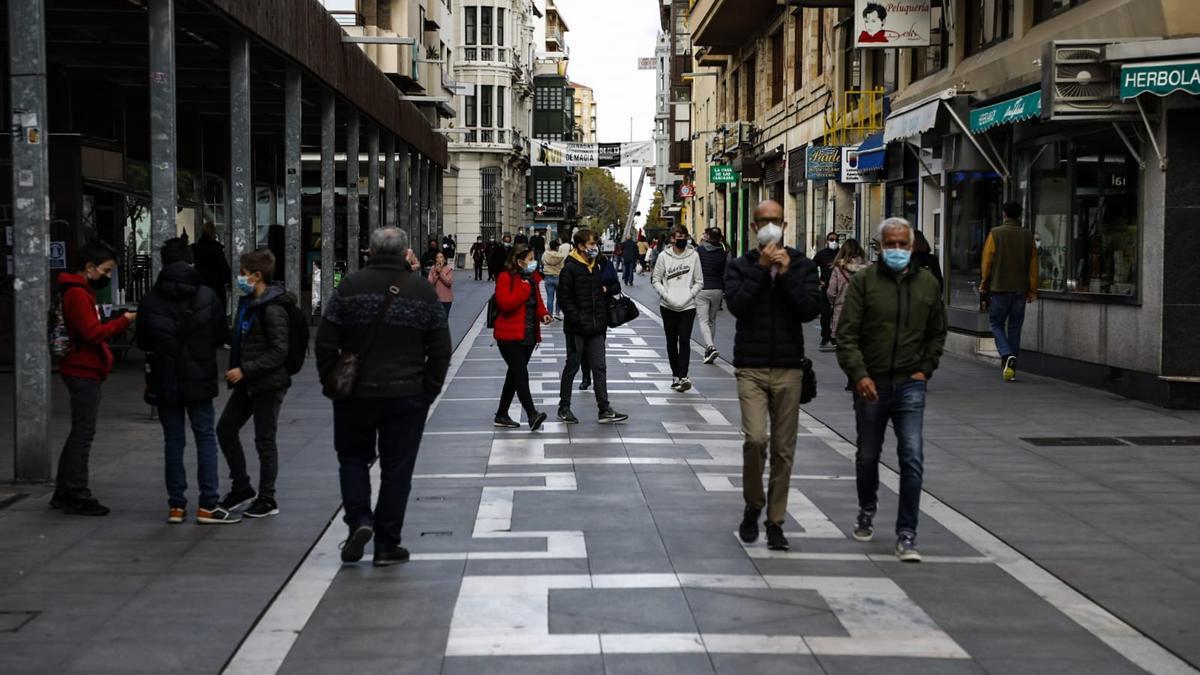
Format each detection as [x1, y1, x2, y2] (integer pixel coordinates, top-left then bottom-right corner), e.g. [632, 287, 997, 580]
[673, 239, 688, 249]
[88, 274, 111, 291]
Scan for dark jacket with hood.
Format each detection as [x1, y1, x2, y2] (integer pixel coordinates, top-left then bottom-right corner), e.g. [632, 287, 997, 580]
[229, 283, 296, 395]
[191, 234, 231, 307]
[558, 251, 620, 337]
[136, 262, 227, 405]
[724, 247, 823, 369]
[314, 254, 452, 400]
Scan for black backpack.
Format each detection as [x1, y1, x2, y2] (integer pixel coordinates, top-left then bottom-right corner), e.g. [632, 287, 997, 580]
[281, 302, 310, 375]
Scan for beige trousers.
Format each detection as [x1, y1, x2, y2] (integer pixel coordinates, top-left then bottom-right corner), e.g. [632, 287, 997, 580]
[735, 367, 804, 525]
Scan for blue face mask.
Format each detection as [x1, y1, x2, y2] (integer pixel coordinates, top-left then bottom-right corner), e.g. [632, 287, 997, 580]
[882, 249, 912, 272]
[236, 275, 255, 295]
[523, 260, 538, 275]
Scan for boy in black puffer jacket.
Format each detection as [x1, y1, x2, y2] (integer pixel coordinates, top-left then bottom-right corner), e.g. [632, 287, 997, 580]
[217, 249, 297, 519]
[137, 239, 235, 524]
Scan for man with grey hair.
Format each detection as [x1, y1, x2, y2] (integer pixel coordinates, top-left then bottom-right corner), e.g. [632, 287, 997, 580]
[835, 217, 946, 562]
[315, 226, 451, 567]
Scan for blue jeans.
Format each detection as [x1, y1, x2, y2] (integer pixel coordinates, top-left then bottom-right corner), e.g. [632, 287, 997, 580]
[854, 378, 927, 536]
[159, 400, 220, 509]
[622, 260, 636, 286]
[989, 292, 1027, 359]
[544, 275, 559, 315]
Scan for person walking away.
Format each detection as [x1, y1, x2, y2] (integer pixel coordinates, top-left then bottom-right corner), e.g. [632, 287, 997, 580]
[621, 234, 639, 286]
[529, 229, 546, 270]
[695, 227, 729, 364]
[492, 244, 552, 430]
[427, 251, 454, 318]
[51, 239, 137, 516]
[471, 236, 487, 281]
[137, 238, 238, 524]
[191, 221, 231, 310]
[980, 201, 1038, 382]
[541, 237, 567, 320]
[489, 234, 512, 283]
[556, 228, 628, 424]
[653, 225, 704, 392]
[826, 238, 868, 340]
[216, 249, 297, 519]
[315, 227, 452, 566]
[725, 200, 822, 551]
[637, 238, 650, 274]
[911, 230, 943, 288]
[836, 217, 946, 563]
[813, 232, 840, 351]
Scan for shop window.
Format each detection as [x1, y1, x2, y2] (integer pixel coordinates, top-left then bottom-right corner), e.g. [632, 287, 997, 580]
[965, 0, 1013, 56]
[771, 30, 785, 106]
[948, 170, 1005, 309]
[910, 4, 948, 81]
[1035, 0, 1091, 23]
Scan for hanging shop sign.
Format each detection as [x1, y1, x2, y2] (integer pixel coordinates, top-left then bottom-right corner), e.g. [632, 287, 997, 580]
[1120, 60, 1200, 99]
[806, 145, 842, 182]
[841, 144, 866, 184]
[969, 91, 1043, 133]
[709, 165, 740, 184]
[531, 140, 655, 168]
[855, 0, 931, 49]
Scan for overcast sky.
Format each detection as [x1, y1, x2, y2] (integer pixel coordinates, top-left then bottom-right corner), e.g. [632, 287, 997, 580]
[534, 0, 661, 221]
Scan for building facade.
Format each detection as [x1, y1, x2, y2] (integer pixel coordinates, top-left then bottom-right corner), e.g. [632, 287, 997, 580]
[527, 0, 578, 239]
[442, 0, 538, 247]
[572, 83, 598, 143]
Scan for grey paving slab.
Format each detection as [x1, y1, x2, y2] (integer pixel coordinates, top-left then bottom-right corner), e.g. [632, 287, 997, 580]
[604, 654, 717, 675]
[442, 655, 606, 675]
[550, 588, 697, 634]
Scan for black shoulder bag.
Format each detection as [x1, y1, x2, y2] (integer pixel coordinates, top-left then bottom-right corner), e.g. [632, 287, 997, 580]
[321, 277, 405, 401]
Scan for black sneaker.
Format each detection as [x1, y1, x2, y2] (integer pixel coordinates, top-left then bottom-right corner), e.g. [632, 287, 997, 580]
[598, 409, 629, 424]
[738, 506, 760, 543]
[244, 498, 279, 519]
[557, 407, 579, 424]
[703, 346, 719, 364]
[218, 486, 257, 512]
[59, 497, 110, 517]
[340, 525, 374, 563]
[895, 532, 922, 563]
[373, 545, 411, 567]
[528, 411, 548, 432]
[852, 510, 875, 542]
[670, 377, 682, 392]
[765, 522, 790, 551]
[579, 377, 591, 391]
[493, 414, 521, 429]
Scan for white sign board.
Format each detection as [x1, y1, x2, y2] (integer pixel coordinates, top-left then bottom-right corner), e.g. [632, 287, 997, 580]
[855, 0, 931, 48]
[637, 57, 657, 71]
[841, 144, 865, 184]
[532, 140, 655, 168]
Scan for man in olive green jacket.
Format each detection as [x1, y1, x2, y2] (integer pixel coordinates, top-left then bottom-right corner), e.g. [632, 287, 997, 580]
[980, 201, 1038, 382]
[836, 217, 946, 563]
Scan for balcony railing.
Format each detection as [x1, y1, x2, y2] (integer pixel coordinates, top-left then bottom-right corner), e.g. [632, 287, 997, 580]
[823, 88, 886, 147]
[459, 45, 512, 66]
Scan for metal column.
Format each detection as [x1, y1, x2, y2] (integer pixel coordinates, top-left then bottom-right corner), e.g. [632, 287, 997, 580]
[320, 92, 336, 314]
[367, 125, 380, 231]
[397, 145, 410, 234]
[9, 0, 50, 481]
[414, 154, 425, 244]
[283, 67, 302, 299]
[346, 112, 360, 272]
[229, 33, 253, 281]
[384, 134, 397, 228]
[149, 0, 176, 280]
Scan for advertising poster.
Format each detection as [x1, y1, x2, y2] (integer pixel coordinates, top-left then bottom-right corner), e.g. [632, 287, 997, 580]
[532, 140, 655, 168]
[805, 146, 842, 182]
[841, 144, 865, 184]
[855, 0, 931, 48]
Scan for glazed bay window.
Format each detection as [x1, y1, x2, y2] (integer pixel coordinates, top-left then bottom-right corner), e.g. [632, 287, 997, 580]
[464, 7, 477, 60]
[463, 5, 507, 63]
[1028, 133, 1140, 299]
[535, 179, 563, 206]
[464, 89, 477, 143]
[965, 0, 1013, 56]
[910, 3, 949, 81]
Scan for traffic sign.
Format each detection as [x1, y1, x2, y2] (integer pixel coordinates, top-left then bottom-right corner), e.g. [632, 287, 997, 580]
[678, 184, 695, 198]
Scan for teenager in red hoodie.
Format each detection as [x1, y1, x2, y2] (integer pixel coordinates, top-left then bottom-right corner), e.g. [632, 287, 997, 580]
[492, 243, 551, 431]
[52, 240, 136, 516]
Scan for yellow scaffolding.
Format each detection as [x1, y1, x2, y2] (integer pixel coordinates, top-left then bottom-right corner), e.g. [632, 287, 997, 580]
[823, 87, 885, 147]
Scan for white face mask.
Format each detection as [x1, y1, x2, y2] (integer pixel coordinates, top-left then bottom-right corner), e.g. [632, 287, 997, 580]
[828, 240, 840, 250]
[756, 222, 783, 248]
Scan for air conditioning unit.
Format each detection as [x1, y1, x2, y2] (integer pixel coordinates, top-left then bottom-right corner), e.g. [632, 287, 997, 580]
[1041, 40, 1140, 120]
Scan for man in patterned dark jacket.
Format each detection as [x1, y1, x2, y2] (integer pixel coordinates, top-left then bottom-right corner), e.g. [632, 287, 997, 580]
[315, 227, 451, 567]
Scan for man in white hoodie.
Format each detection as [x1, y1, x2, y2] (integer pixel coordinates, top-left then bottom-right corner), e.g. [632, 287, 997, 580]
[653, 224, 705, 392]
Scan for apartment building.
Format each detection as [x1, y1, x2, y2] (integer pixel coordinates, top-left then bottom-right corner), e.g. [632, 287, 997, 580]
[443, 0, 539, 246]
[687, 0, 1200, 407]
[572, 83, 599, 143]
[528, 1, 579, 238]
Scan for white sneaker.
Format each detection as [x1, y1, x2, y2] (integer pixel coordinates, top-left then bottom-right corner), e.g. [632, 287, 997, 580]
[670, 377, 682, 392]
[702, 346, 719, 364]
[677, 377, 692, 392]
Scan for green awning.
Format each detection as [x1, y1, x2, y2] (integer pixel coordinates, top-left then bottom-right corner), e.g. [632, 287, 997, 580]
[969, 91, 1042, 133]
[1121, 60, 1200, 99]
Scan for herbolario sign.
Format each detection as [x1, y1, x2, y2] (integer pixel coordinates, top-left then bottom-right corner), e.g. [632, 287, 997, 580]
[855, 0, 931, 49]
[1120, 60, 1200, 99]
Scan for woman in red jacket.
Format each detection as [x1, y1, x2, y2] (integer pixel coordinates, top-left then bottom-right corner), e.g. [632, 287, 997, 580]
[493, 244, 551, 431]
[53, 240, 137, 516]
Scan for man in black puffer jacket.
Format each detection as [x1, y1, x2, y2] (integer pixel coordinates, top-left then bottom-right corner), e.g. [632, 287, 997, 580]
[137, 238, 237, 524]
[217, 249, 298, 520]
[556, 228, 628, 425]
[725, 200, 823, 552]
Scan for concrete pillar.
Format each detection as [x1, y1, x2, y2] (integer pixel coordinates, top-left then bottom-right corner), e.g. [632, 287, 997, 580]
[320, 91, 336, 314]
[384, 134, 397, 228]
[367, 125, 380, 230]
[283, 67, 302, 299]
[8, 0, 50, 481]
[398, 146, 411, 235]
[346, 111, 361, 273]
[229, 33, 252, 284]
[149, 0, 177, 280]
